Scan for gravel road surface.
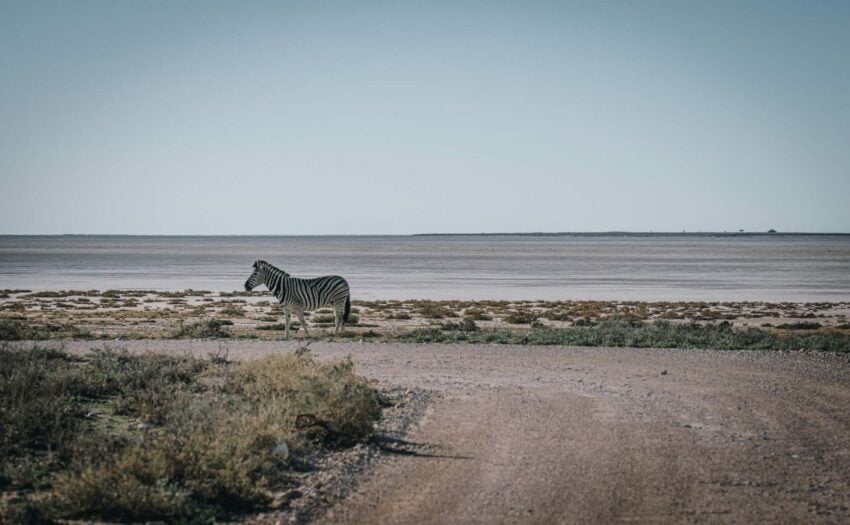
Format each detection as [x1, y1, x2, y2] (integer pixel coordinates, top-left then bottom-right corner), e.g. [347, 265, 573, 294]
[55, 340, 850, 524]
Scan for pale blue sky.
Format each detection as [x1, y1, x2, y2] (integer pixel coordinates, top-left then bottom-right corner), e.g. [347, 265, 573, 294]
[1, 1, 848, 234]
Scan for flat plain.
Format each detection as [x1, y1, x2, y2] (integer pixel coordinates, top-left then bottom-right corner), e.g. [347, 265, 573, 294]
[2, 290, 850, 523]
[48, 338, 850, 524]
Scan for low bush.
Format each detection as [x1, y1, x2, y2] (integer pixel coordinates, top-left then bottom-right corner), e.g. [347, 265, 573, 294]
[775, 322, 822, 330]
[416, 303, 458, 319]
[0, 318, 90, 340]
[463, 308, 492, 321]
[503, 311, 536, 325]
[0, 346, 381, 522]
[174, 319, 232, 338]
[219, 306, 245, 317]
[441, 319, 479, 332]
[395, 319, 850, 352]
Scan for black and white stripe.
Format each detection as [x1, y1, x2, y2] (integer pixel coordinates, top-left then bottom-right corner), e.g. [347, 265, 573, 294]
[244, 260, 351, 337]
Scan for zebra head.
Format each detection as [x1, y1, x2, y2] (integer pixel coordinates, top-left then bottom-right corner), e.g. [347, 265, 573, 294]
[244, 260, 266, 291]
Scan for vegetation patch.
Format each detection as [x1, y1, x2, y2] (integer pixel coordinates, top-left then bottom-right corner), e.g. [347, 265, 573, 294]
[415, 302, 458, 319]
[256, 322, 300, 331]
[503, 310, 537, 325]
[0, 346, 381, 523]
[463, 308, 492, 321]
[440, 319, 479, 332]
[775, 322, 823, 330]
[173, 319, 233, 338]
[0, 319, 91, 341]
[394, 320, 850, 352]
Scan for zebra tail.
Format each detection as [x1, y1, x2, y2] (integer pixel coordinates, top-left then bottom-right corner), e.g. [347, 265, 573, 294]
[343, 295, 351, 322]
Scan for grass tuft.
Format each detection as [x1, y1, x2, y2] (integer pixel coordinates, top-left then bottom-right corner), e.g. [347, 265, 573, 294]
[173, 319, 233, 338]
[0, 346, 381, 522]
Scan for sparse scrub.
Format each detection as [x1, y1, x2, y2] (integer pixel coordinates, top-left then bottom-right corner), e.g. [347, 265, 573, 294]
[416, 302, 458, 319]
[503, 310, 536, 325]
[232, 353, 381, 446]
[220, 306, 245, 317]
[395, 320, 850, 352]
[572, 318, 595, 327]
[256, 322, 299, 331]
[2, 302, 26, 312]
[463, 308, 492, 321]
[775, 322, 822, 330]
[441, 319, 479, 332]
[0, 319, 90, 340]
[0, 346, 381, 522]
[174, 319, 232, 338]
[542, 310, 572, 321]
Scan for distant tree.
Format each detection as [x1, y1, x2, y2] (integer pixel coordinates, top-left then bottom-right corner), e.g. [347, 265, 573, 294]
[768, 229, 777, 233]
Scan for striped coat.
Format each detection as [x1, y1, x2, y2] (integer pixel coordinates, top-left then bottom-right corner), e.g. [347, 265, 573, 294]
[245, 260, 351, 337]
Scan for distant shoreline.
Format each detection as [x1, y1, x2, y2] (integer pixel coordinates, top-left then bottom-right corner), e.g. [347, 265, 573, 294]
[413, 231, 850, 238]
[0, 231, 848, 238]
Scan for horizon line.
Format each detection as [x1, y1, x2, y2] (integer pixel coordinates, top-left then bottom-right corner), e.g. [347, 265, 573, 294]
[1, 231, 850, 237]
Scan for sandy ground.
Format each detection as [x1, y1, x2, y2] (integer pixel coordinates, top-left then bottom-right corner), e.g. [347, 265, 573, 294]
[50, 339, 850, 524]
[3, 290, 849, 340]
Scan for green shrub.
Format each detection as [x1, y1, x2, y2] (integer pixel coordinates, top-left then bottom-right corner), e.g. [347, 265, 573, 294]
[441, 319, 478, 332]
[233, 353, 380, 446]
[0, 347, 88, 459]
[0, 319, 27, 340]
[174, 319, 231, 338]
[1, 347, 381, 523]
[775, 322, 822, 330]
[395, 319, 850, 352]
[0, 319, 90, 341]
[503, 311, 536, 325]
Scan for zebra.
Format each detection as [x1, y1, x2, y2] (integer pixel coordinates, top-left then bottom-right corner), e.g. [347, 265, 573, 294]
[244, 260, 351, 337]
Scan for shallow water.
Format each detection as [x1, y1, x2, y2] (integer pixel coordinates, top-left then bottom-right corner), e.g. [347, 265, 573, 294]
[0, 234, 848, 301]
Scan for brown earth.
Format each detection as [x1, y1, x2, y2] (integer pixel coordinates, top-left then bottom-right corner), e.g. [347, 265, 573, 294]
[55, 340, 850, 524]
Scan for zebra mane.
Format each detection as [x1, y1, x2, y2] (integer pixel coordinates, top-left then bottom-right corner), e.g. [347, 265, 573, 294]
[257, 260, 289, 278]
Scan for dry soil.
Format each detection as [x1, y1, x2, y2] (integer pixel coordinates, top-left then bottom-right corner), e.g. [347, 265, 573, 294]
[56, 339, 850, 524]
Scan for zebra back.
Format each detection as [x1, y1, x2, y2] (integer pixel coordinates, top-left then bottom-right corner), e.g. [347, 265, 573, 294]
[280, 274, 350, 311]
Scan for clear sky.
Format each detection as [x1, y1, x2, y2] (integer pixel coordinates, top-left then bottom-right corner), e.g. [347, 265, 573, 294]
[1, 1, 848, 234]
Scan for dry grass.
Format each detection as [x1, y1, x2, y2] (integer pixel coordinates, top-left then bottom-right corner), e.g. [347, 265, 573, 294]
[0, 346, 381, 522]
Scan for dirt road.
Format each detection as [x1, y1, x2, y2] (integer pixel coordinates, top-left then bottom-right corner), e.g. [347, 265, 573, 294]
[58, 340, 850, 523]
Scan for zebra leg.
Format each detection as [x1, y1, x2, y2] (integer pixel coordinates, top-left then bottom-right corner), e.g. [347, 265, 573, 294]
[334, 302, 344, 333]
[284, 309, 291, 339]
[295, 308, 309, 337]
